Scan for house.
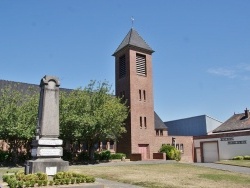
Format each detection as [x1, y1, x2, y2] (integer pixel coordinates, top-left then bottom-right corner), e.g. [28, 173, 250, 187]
[194, 108, 250, 162]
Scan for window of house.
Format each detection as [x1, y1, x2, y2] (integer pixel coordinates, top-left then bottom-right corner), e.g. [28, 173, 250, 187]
[136, 53, 146, 76]
[180, 144, 184, 153]
[156, 130, 159, 136]
[139, 90, 142, 100]
[160, 130, 163, 136]
[144, 117, 147, 128]
[143, 90, 146, 101]
[140, 116, 142, 128]
[119, 55, 126, 78]
[176, 144, 179, 150]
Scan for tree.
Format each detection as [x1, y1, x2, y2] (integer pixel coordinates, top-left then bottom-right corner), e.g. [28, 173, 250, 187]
[60, 81, 128, 162]
[0, 85, 38, 164]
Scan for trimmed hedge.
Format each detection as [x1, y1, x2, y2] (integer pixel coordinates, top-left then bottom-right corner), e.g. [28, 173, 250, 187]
[232, 155, 250, 160]
[2, 171, 95, 187]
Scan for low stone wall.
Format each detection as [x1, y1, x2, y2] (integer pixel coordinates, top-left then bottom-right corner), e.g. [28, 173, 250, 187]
[130, 153, 142, 161]
[153, 153, 166, 160]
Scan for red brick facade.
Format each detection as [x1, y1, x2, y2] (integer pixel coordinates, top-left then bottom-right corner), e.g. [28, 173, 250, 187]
[114, 37, 194, 162]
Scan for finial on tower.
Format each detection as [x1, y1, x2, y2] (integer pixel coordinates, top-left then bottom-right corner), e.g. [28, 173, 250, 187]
[131, 16, 134, 28]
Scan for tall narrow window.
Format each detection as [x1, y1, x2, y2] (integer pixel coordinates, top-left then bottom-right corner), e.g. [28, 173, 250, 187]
[136, 53, 146, 76]
[140, 116, 142, 128]
[180, 144, 184, 153]
[144, 117, 147, 128]
[119, 55, 126, 78]
[160, 130, 163, 136]
[139, 90, 142, 100]
[143, 90, 146, 101]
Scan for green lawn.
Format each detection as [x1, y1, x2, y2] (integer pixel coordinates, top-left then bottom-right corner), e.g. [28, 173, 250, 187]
[1, 163, 250, 188]
[70, 163, 250, 188]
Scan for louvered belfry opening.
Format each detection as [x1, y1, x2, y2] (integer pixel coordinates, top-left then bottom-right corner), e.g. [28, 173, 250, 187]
[119, 55, 126, 78]
[136, 53, 146, 76]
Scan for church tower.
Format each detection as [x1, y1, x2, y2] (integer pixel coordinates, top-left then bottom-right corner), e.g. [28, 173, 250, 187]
[113, 28, 155, 159]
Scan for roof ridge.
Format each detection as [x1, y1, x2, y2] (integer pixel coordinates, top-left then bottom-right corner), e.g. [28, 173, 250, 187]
[113, 28, 154, 55]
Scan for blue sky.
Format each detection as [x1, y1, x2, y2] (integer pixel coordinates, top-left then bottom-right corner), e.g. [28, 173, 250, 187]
[0, 1, 250, 122]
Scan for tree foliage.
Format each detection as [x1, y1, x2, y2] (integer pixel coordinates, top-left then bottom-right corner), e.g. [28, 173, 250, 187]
[0, 80, 128, 164]
[60, 80, 128, 161]
[0, 85, 38, 164]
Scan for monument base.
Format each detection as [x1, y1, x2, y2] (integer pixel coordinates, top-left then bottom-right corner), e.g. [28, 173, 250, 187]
[25, 158, 69, 175]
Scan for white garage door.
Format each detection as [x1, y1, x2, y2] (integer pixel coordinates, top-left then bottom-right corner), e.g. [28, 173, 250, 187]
[203, 142, 219, 163]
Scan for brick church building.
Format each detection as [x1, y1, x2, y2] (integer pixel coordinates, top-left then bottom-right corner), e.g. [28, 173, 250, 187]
[0, 28, 194, 162]
[112, 28, 193, 162]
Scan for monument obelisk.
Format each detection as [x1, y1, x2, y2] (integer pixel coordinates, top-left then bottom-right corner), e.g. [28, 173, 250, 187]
[25, 75, 69, 175]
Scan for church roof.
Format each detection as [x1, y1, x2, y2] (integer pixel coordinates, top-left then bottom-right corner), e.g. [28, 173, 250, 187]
[113, 28, 154, 55]
[154, 112, 168, 130]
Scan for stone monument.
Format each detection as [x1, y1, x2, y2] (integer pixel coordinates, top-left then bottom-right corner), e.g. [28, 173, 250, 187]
[25, 75, 69, 175]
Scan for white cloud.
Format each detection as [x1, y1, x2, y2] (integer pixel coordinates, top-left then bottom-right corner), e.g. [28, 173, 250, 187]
[207, 63, 250, 80]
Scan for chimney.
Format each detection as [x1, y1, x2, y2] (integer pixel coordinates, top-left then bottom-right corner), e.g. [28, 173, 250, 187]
[245, 108, 249, 118]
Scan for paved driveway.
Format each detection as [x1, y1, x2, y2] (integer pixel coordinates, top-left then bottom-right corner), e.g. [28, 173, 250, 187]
[193, 163, 250, 174]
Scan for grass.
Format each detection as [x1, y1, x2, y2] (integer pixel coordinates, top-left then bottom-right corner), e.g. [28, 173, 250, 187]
[70, 163, 250, 188]
[1, 163, 250, 188]
[217, 160, 250, 168]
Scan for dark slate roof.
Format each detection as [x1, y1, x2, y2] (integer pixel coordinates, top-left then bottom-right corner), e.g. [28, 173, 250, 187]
[213, 112, 250, 133]
[0, 80, 40, 95]
[154, 112, 168, 130]
[0, 79, 70, 94]
[113, 28, 154, 55]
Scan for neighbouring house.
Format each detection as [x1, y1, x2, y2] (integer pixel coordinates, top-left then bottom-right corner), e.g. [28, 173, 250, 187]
[193, 108, 250, 163]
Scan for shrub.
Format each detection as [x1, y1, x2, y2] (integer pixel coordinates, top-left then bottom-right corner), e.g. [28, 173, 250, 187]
[77, 151, 89, 162]
[76, 178, 81, 184]
[24, 181, 30, 187]
[71, 178, 76, 184]
[0, 150, 9, 162]
[62, 150, 73, 161]
[99, 150, 111, 161]
[49, 180, 54, 186]
[86, 176, 95, 183]
[30, 180, 35, 187]
[36, 172, 47, 180]
[37, 180, 43, 187]
[110, 153, 126, 160]
[244, 155, 250, 160]
[43, 180, 48, 186]
[160, 144, 181, 161]
[17, 180, 24, 188]
[232, 156, 244, 160]
[65, 178, 70, 184]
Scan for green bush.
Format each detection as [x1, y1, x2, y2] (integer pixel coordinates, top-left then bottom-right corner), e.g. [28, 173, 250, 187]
[24, 181, 30, 187]
[62, 150, 73, 161]
[160, 144, 181, 161]
[17, 180, 24, 188]
[99, 150, 111, 161]
[77, 151, 89, 162]
[37, 180, 43, 187]
[244, 155, 250, 160]
[49, 180, 54, 186]
[86, 176, 95, 183]
[0, 150, 9, 162]
[232, 156, 244, 160]
[71, 178, 76, 184]
[110, 153, 126, 160]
